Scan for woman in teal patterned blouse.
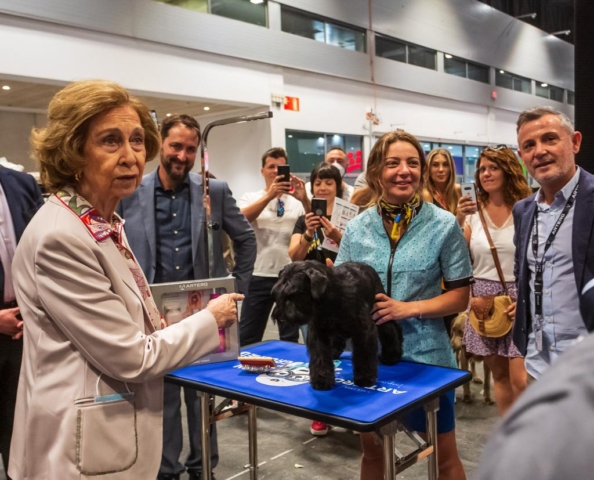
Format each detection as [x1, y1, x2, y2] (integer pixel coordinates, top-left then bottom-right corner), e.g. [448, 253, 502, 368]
[335, 130, 473, 480]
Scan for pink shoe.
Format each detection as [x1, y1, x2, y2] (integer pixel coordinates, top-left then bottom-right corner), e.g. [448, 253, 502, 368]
[310, 420, 329, 436]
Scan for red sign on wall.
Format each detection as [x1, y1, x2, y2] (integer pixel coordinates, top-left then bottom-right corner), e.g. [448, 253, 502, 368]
[284, 96, 300, 111]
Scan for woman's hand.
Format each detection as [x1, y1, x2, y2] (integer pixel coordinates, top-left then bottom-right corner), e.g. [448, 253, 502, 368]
[372, 293, 415, 325]
[320, 216, 342, 244]
[506, 302, 516, 321]
[304, 212, 321, 235]
[456, 195, 477, 226]
[206, 293, 245, 329]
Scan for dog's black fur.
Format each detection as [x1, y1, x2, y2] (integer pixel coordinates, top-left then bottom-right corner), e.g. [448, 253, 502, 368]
[271, 260, 403, 390]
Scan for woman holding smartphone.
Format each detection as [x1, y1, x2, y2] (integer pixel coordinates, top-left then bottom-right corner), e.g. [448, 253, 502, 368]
[289, 162, 343, 265]
[457, 146, 532, 415]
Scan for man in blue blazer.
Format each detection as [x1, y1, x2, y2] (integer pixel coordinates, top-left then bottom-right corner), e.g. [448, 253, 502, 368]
[0, 166, 44, 479]
[513, 106, 594, 382]
[117, 115, 256, 480]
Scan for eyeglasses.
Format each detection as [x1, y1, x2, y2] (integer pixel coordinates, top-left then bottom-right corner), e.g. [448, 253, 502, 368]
[277, 198, 285, 217]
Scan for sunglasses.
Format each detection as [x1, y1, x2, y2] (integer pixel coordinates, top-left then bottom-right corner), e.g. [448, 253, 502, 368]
[484, 144, 508, 151]
[277, 198, 285, 217]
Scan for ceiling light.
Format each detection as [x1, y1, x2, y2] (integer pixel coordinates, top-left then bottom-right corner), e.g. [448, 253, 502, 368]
[500, 70, 505, 74]
[204, 106, 210, 111]
[448, 146, 453, 149]
[541, 83, 548, 87]
[445, 54, 452, 59]
[250, 0, 264, 3]
[288, 135, 293, 138]
[1, 85, 10, 90]
[166, 113, 172, 117]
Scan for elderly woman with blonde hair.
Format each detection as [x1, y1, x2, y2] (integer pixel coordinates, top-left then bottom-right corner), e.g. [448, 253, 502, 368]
[8, 79, 242, 480]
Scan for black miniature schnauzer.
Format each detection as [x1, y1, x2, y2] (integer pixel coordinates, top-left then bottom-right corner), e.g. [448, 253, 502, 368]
[272, 260, 403, 390]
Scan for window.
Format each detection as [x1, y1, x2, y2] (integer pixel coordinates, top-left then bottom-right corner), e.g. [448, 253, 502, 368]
[535, 81, 564, 102]
[375, 35, 436, 70]
[281, 8, 366, 52]
[568, 91, 575, 105]
[444, 54, 489, 84]
[153, 0, 266, 26]
[286, 130, 363, 173]
[496, 70, 531, 94]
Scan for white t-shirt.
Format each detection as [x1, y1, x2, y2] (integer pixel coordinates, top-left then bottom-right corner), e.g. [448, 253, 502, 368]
[239, 190, 305, 277]
[305, 181, 354, 202]
[467, 210, 515, 283]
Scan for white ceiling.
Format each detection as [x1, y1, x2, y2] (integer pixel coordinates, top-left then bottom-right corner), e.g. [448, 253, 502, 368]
[0, 79, 241, 119]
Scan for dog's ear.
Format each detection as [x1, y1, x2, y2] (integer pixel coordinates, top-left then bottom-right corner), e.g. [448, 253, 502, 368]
[306, 268, 329, 300]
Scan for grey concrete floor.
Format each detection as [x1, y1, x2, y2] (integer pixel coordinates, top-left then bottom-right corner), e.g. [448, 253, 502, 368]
[0, 323, 499, 480]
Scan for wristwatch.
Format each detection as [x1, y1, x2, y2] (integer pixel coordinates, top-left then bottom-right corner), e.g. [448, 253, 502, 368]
[302, 232, 314, 243]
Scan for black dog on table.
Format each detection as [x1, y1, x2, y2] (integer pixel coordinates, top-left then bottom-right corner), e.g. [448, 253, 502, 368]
[271, 260, 403, 390]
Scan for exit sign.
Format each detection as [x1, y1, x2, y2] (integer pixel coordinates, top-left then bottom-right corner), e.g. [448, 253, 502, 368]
[284, 96, 300, 111]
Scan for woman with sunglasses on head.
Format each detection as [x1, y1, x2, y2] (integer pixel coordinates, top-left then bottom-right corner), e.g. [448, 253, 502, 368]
[457, 146, 532, 415]
[422, 148, 461, 216]
[337, 131, 473, 480]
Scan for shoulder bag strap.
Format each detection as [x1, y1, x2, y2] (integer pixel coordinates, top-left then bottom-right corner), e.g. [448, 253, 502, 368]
[477, 207, 509, 295]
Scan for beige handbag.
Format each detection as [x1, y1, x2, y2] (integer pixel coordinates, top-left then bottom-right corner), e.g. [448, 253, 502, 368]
[469, 208, 513, 338]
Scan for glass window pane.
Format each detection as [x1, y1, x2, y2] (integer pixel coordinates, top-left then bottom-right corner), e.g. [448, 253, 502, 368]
[286, 130, 325, 173]
[375, 35, 406, 63]
[550, 85, 564, 102]
[495, 70, 513, 90]
[153, 0, 208, 13]
[535, 82, 549, 99]
[444, 56, 466, 78]
[210, 0, 266, 26]
[513, 75, 531, 94]
[281, 8, 325, 43]
[568, 91, 575, 105]
[343, 135, 363, 173]
[408, 45, 436, 70]
[421, 142, 433, 156]
[467, 62, 489, 83]
[464, 145, 481, 183]
[326, 23, 366, 52]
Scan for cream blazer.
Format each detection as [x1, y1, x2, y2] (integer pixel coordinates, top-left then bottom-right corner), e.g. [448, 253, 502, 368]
[9, 196, 220, 480]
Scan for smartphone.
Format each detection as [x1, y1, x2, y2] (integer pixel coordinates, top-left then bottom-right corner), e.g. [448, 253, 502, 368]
[277, 165, 291, 182]
[311, 198, 327, 217]
[461, 183, 477, 203]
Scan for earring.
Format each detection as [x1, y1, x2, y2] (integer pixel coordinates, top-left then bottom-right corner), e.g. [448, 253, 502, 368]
[75, 172, 81, 182]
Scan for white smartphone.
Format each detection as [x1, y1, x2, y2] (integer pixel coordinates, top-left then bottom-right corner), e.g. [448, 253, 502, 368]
[460, 183, 477, 203]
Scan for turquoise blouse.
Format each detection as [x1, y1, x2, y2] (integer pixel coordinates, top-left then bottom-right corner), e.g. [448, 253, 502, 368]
[336, 203, 472, 368]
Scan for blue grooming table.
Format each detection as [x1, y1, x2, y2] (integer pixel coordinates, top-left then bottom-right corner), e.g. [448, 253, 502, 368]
[167, 340, 471, 480]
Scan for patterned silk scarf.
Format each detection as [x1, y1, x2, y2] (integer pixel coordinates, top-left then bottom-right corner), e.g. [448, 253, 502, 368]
[56, 188, 165, 331]
[379, 195, 422, 242]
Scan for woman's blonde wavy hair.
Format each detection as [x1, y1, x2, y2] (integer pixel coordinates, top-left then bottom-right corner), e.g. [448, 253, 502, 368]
[475, 147, 532, 208]
[365, 130, 427, 206]
[424, 148, 460, 213]
[32, 79, 161, 193]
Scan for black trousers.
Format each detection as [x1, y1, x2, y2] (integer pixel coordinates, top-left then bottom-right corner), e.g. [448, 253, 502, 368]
[239, 276, 299, 347]
[0, 333, 22, 479]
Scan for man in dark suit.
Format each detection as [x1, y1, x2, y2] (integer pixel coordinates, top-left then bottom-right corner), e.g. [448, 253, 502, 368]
[512, 106, 594, 382]
[0, 166, 44, 479]
[117, 114, 256, 480]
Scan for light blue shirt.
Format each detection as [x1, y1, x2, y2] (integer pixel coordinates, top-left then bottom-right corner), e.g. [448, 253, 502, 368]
[336, 203, 472, 368]
[525, 168, 587, 378]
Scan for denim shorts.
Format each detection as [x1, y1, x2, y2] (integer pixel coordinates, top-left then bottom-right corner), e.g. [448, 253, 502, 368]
[399, 390, 456, 434]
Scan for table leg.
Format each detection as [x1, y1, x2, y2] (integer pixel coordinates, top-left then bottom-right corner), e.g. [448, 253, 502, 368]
[248, 404, 258, 480]
[424, 398, 440, 480]
[200, 392, 212, 480]
[382, 433, 396, 480]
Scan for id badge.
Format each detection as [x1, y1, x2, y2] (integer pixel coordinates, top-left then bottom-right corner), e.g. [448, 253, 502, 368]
[534, 319, 543, 352]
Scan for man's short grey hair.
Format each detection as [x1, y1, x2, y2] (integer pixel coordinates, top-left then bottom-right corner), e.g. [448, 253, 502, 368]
[516, 106, 574, 135]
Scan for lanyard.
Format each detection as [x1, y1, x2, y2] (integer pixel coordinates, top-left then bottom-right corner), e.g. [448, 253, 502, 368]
[531, 183, 579, 316]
